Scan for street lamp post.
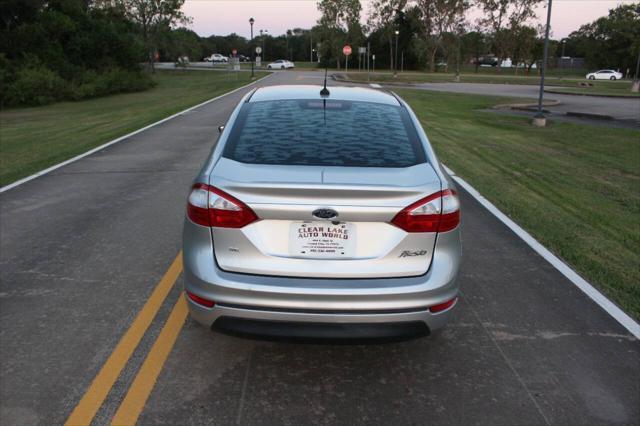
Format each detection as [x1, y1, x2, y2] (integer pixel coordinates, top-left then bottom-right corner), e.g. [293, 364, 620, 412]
[394, 30, 399, 77]
[533, 0, 552, 127]
[249, 18, 255, 78]
[260, 30, 268, 61]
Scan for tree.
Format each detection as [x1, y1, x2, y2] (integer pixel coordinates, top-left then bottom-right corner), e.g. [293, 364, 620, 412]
[462, 30, 488, 72]
[510, 24, 536, 74]
[316, 0, 362, 68]
[106, 0, 190, 71]
[566, 3, 640, 75]
[476, 0, 542, 70]
[368, 0, 406, 70]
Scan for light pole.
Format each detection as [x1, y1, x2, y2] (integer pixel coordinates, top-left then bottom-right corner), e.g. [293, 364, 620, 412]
[533, 0, 552, 127]
[260, 30, 268, 61]
[249, 17, 255, 78]
[394, 30, 399, 77]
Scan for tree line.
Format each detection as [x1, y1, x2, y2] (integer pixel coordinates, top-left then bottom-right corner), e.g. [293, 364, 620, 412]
[1, 0, 638, 108]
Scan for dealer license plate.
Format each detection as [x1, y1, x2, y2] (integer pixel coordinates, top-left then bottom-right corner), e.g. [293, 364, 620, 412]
[289, 222, 356, 258]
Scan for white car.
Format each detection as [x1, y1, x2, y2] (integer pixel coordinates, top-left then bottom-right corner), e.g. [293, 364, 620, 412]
[586, 70, 623, 80]
[205, 54, 228, 63]
[267, 60, 295, 70]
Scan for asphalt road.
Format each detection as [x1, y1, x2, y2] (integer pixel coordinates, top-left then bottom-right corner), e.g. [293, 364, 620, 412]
[405, 82, 640, 124]
[1, 71, 638, 426]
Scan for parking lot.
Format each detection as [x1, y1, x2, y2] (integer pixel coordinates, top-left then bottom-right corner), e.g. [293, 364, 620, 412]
[1, 71, 638, 425]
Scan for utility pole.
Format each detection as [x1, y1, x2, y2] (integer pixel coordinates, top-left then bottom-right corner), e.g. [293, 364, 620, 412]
[533, 0, 552, 127]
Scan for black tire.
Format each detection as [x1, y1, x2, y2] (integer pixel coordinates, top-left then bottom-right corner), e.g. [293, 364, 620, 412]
[588, 75, 595, 80]
[610, 76, 616, 80]
[281, 65, 285, 69]
[268, 65, 272, 69]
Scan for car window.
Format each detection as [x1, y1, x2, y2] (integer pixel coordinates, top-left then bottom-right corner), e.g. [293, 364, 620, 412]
[223, 99, 426, 167]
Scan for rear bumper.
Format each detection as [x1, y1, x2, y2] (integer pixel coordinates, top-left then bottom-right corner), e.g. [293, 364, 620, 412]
[182, 219, 461, 336]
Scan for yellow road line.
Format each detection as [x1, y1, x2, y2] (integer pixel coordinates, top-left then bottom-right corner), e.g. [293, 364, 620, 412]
[111, 295, 189, 425]
[65, 253, 183, 426]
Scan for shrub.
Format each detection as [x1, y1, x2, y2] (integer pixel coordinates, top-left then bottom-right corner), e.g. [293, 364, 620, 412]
[71, 68, 155, 100]
[5, 66, 69, 106]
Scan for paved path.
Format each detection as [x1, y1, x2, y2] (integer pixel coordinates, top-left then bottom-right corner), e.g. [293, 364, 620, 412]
[405, 82, 640, 124]
[1, 71, 638, 425]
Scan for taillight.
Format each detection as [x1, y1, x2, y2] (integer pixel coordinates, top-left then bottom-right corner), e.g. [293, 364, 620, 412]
[186, 183, 258, 228]
[391, 189, 460, 232]
[429, 296, 458, 313]
[186, 291, 215, 308]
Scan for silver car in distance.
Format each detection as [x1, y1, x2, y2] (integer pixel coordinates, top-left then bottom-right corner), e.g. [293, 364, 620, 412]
[183, 85, 461, 339]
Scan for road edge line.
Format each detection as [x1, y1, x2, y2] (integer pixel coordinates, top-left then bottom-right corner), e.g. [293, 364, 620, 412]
[64, 253, 183, 426]
[1, 74, 271, 194]
[110, 295, 189, 425]
[443, 164, 640, 339]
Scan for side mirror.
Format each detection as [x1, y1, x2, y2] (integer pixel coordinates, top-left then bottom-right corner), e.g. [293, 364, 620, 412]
[218, 125, 225, 133]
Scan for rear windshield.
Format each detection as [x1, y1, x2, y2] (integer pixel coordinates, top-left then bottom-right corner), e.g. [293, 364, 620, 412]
[222, 99, 426, 167]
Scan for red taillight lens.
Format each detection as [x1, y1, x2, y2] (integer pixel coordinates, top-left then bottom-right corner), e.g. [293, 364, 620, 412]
[186, 183, 258, 228]
[186, 291, 215, 308]
[391, 189, 460, 233]
[430, 296, 458, 313]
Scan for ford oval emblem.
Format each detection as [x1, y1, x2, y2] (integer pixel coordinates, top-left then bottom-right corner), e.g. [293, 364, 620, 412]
[312, 208, 338, 220]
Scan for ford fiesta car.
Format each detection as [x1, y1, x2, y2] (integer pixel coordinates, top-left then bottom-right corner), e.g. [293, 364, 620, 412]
[182, 85, 461, 338]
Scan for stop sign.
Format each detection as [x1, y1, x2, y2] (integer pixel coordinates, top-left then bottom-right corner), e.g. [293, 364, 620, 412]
[343, 45, 352, 56]
[232, 48, 237, 56]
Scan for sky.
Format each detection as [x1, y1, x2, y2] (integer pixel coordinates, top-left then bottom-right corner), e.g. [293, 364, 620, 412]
[181, 0, 633, 40]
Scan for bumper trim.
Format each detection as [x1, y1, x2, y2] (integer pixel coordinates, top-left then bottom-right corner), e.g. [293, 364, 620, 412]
[216, 302, 431, 315]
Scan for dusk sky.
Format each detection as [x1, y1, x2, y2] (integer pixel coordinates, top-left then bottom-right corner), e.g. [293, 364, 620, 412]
[182, 0, 632, 40]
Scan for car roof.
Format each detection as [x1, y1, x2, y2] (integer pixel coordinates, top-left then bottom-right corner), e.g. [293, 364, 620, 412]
[249, 85, 400, 106]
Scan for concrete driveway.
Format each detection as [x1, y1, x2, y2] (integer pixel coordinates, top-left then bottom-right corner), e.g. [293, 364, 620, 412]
[1, 71, 638, 425]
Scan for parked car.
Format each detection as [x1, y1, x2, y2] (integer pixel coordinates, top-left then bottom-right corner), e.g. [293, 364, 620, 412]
[182, 85, 462, 339]
[204, 54, 228, 63]
[267, 59, 295, 69]
[238, 54, 250, 62]
[586, 70, 623, 80]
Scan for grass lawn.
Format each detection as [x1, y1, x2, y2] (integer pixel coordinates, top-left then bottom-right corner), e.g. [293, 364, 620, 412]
[396, 89, 640, 319]
[0, 70, 268, 186]
[342, 71, 634, 90]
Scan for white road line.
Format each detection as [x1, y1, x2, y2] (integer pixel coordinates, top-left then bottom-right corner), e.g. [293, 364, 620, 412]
[370, 83, 383, 88]
[1, 74, 272, 193]
[443, 164, 640, 339]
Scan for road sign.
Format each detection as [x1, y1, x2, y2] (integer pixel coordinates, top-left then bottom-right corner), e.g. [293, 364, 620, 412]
[343, 45, 352, 56]
[256, 57, 261, 67]
[255, 46, 262, 54]
[358, 47, 366, 54]
[232, 48, 237, 56]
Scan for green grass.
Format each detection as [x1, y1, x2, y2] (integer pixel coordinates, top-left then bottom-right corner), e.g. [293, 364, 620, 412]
[342, 71, 634, 89]
[396, 89, 640, 319]
[0, 70, 268, 186]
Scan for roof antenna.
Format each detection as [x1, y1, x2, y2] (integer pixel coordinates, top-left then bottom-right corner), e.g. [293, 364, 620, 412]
[320, 67, 330, 97]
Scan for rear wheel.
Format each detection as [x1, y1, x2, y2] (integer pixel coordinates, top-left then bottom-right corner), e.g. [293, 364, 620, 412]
[268, 65, 272, 69]
[589, 75, 595, 80]
[610, 76, 616, 80]
[281, 65, 285, 69]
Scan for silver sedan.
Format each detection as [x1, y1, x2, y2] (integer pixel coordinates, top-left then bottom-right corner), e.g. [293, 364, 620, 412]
[183, 85, 461, 339]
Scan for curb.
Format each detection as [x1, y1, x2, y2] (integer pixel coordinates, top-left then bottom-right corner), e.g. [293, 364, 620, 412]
[0, 74, 272, 193]
[566, 111, 614, 120]
[544, 88, 639, 99]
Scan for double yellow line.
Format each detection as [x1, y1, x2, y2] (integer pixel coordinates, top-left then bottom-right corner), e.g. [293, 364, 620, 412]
[66, 253, 188, 426]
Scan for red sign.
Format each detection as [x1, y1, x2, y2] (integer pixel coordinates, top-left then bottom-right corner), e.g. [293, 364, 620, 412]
[342, 45, 352, 56]
[232, 48, 237, 56]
